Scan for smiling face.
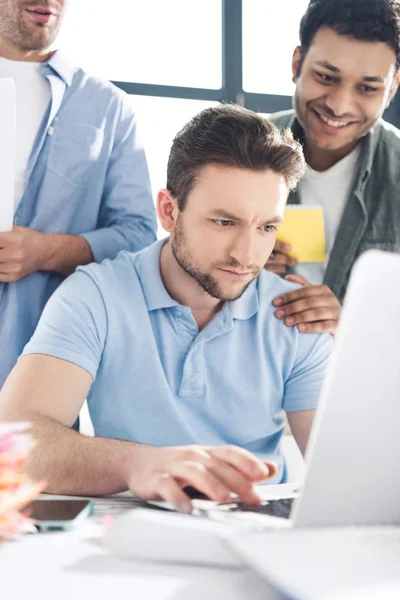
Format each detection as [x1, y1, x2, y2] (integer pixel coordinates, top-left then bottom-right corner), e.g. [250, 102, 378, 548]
[163, 164, 288, 302]
[293, 27, 399, 160]
[0, 0, 65, 53]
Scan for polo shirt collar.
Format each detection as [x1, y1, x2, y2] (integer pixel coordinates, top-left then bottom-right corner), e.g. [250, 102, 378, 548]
[40, 50, 75, 86]
[135, 239, 180, 311]
[230, 278, 259, 320]
[135, 239, 260, 320]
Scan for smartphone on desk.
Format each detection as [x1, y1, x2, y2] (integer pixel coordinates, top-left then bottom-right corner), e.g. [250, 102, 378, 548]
[27, 499, 94, 532]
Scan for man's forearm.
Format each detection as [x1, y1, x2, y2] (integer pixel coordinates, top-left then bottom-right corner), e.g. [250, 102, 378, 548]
[40, 233, 94, 276]
[11, 412, 146, 495]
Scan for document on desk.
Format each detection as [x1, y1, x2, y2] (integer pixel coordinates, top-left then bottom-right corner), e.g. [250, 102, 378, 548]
[277, 205, 326, 263]
[0, 78, 16, 232]
[226, 526, 400, 600]
[40, 491, 147, 521]
[92, 493, 150, 519]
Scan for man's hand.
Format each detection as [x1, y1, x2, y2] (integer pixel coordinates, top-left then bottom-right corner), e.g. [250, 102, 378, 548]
[0, 226, 94, 280]
[125, 445, 278, 513]
[264, 240, 297, 275]
[273, 274, 341, 335]
[0, 226, 47, 282]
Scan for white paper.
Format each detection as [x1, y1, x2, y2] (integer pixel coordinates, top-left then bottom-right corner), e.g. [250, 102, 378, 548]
[0, 77, 16, 232]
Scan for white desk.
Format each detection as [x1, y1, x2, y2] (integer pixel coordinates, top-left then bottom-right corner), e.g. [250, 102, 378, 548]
[1, 485, 300, 599]
[0, 523, 280, 600]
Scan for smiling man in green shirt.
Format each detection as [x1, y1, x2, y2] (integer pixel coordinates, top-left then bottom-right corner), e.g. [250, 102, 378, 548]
[268, 0, 400, 334]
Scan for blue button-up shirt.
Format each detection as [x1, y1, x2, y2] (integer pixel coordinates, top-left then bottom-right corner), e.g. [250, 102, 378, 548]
[0, 52, 157, 386]
[22, 240, 333, 482]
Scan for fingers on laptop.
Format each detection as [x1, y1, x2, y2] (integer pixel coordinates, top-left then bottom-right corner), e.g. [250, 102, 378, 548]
[207, 446, 270, 479]
[153, 473, 194, 514]
[143, 446, 278, 513]
[263, 460, 278, 479]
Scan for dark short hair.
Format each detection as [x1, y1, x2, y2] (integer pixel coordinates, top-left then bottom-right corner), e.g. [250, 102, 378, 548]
[167, 104, 305, 211]
[299, 0, 400, 70]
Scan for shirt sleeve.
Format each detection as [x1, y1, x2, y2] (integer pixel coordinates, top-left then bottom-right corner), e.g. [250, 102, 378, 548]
[283, 332, 333, 413]
[81, 95, 157, 263]
[20, 270, 107, 379]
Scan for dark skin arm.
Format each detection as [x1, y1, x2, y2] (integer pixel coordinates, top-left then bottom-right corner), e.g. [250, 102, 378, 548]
[274, 274, 341, 335]
[265, 240, 341, 335]
[264, 240, 297, 275]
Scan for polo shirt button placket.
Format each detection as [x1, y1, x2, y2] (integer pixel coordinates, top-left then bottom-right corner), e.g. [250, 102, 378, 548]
[180, 345, 204, 397]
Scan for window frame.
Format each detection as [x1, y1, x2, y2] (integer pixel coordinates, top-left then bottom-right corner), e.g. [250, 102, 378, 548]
[110, 0, 399, 127]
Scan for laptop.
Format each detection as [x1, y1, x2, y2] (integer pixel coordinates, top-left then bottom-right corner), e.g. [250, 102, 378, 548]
[224, 249, 400, 597]
[273, 248, 400, 529]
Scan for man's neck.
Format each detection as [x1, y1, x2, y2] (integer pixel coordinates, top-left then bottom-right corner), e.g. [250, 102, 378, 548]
[160, 241, 222, 330]
[0, 37, 53, 62]
[304, 138, 360, 172]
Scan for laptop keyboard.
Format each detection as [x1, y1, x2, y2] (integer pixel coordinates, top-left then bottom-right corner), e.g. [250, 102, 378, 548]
[188, 497, 295, 529]
[222, 498, 294, 519]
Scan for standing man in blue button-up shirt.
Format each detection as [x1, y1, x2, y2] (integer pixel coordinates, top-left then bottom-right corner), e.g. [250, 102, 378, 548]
[0, 105, 333, 512]
[0, 0, 157, 386]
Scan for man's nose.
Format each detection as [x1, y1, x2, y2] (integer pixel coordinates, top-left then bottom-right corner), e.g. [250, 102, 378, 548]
[229, 231, 255, 267]
[324, 86, 356, 119]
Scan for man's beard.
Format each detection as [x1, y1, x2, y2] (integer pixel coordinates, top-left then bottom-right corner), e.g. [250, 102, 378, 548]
[171, 217, 258, 302]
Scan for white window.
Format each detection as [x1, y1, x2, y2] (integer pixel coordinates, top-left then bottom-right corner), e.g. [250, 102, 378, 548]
[243, 0, 309, 95]
[127, 96, 218, 237]
[57, 0, 222, 88]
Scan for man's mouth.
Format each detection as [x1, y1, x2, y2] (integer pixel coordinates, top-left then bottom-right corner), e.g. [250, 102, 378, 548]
[219, 268, 254, 278]
[26, 6, 55, 24]
[313, 109, 356, 129]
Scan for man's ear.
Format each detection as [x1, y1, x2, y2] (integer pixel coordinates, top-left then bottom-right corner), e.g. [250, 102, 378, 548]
[292, 46, 302, 84]
[386, 72, 400, 107]
[157, 189, 179, 233]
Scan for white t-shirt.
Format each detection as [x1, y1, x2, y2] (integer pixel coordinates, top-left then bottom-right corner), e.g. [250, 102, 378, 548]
[0, 57, 51, 211]
[295, 145, 360, 285]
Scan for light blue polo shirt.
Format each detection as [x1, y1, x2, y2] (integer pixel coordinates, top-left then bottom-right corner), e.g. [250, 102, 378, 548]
[22, 239, 333, 482]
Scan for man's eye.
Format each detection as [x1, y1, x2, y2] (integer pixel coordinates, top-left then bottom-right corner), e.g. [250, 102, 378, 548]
[316, 72, 336, 84]
[215, 220, 234, 227]
[263, 225, 276, 233]
[360, 85, 378, 93]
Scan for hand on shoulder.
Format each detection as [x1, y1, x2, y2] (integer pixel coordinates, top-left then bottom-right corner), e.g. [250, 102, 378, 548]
[273, 274, 341, 335]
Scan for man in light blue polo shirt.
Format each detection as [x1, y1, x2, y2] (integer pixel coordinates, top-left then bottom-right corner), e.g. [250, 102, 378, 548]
[0, 105, 334, 513]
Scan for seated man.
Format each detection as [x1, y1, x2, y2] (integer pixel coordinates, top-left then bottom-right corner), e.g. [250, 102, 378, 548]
[0, 105, 334, 513]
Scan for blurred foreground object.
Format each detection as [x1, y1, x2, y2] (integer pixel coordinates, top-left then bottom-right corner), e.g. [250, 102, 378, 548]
[0, 423, 45, 538]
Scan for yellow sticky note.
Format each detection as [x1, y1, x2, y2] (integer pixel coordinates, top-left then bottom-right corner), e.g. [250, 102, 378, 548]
[277, 206, 326, 263]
